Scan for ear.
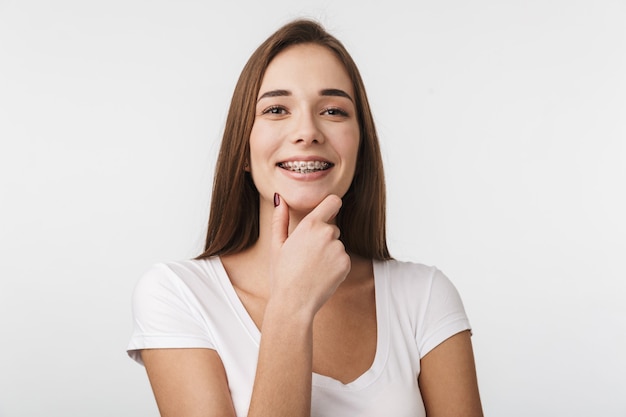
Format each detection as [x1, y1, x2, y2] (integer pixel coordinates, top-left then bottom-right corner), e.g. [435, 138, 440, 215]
[244, 161, 250, 172]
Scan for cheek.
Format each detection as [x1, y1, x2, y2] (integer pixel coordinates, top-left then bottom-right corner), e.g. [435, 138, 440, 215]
[248, 123, 272, 162]
[248, 123, 261, 155]
[337, 125, 360, 165]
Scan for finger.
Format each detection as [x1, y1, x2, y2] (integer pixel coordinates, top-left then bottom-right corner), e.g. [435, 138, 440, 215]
[307, 194, 343, 224]
[271, 193, 289, 248]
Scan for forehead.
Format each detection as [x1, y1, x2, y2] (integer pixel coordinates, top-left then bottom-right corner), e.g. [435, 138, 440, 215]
[259, 44, 354, 95]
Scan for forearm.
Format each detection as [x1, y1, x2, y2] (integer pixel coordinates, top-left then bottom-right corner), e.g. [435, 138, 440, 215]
[247, 302, 314, 417]
[245, 194, 348, 416]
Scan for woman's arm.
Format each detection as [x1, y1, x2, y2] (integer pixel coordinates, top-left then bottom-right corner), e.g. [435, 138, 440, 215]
[141, 195, 349, 417]
[246, 194, 349, 416]
[141, 308, 317, 417]
[418, 330, 484, 417]
[141, 312, 316, 417]
[142, 348, 237, 417]
[245, 303, 315, 416]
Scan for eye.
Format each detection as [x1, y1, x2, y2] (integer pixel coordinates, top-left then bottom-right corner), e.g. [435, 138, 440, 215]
[261, 105, 288, 115]
[322, 107, 349, 117]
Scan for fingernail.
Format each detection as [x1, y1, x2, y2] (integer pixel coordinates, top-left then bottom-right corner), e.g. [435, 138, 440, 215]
[273, 193, 280, 207]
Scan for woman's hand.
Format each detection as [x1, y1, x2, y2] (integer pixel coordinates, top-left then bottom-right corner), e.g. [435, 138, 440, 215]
[245, 193, 351, 417]
[269, 193, 351, 317]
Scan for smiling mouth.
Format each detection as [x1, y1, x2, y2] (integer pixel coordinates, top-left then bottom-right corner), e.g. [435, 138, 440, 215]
[277, 160, 334, 174]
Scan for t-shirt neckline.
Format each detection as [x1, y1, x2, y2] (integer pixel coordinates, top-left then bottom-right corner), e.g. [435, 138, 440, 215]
[209, 256, 390, 391]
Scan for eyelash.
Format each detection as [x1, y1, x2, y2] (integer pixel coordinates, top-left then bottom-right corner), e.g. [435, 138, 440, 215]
[260, 106, 349, 117]
[322, 107, 349, 117]
[261, 105, 287, 115]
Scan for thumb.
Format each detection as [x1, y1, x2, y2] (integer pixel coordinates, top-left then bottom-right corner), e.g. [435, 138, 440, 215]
[271, 193, 289, 248]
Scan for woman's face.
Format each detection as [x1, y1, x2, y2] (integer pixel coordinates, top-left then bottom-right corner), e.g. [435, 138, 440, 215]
[249, 43, 360, 215]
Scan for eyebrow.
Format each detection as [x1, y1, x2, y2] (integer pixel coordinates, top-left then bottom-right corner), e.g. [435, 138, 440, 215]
[257, 88, 354, 103]
[320, 88, 354, 102]
[257, 89, 290, 101]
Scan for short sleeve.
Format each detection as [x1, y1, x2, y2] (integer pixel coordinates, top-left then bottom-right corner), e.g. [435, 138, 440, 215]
[417, 269, 471, 357]
[126, 264, 215, 365]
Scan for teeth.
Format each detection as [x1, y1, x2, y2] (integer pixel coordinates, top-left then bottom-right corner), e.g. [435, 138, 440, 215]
[278, 160, 332, 173]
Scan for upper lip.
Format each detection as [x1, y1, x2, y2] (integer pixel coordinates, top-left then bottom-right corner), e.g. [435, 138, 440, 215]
[276, 155, 333, 165]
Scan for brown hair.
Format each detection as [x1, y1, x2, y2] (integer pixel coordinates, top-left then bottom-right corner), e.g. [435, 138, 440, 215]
[197, 19, 391, 260]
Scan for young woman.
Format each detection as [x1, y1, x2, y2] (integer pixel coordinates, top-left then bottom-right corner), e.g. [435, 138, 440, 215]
[128, 19, 483, 417]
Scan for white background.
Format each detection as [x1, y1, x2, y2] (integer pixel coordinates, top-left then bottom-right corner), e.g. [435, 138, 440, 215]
[1, 1, 625, 416]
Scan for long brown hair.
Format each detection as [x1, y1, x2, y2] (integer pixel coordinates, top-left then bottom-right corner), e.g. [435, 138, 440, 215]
[198, 19, 391, 260]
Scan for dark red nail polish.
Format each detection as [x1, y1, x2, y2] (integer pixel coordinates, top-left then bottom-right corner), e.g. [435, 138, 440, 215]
[273, 193, 280, 207]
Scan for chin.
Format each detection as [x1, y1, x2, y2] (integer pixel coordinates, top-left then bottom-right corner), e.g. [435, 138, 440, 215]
[286, 188, 350, 215]
[283, 196, 325, 213]
[281, 189, 340, 213]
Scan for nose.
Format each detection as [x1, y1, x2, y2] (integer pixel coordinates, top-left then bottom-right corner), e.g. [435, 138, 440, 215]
[292, 110, 324, 145]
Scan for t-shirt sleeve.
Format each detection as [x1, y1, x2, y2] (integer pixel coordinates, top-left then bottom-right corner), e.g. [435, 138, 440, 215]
[417, 268, 471, 358]
[126, 263, 215, 365]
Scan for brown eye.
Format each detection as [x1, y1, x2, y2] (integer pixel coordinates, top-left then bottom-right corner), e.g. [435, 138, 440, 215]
[262, 105, 288, 115]
[322, 107, 349, 117]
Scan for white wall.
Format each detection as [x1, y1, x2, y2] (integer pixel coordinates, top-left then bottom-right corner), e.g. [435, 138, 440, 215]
[1, 1, 624, 416]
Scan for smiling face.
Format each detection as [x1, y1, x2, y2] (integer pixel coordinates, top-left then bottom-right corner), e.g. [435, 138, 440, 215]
[249, 43, 360, 215]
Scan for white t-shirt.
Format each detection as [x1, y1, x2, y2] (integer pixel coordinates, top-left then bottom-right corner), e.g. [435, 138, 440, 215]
[127, 257, 471, 417]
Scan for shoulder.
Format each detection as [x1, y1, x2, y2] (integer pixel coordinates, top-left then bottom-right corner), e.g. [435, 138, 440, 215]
[376, 258, 436, 277]
[134, 257, 220, 295]
[377, 258, 465, 308]
[375, 258, 443, 293]
[128, 258, 223, 363]
[376, 259, 470, 354]
[374, 258, 441, 322]
[139, 257, 217, 282]
[131, 257, 229, 319]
